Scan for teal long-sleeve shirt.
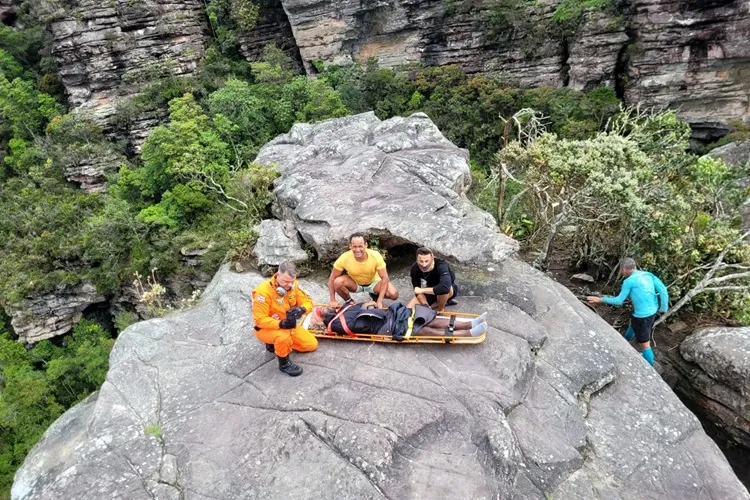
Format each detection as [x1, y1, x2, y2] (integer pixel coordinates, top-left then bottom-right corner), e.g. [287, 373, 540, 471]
[602, 270, 669, 318]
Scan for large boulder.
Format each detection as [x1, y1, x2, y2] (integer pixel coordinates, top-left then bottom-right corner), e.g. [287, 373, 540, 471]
[13, 114, 748, 498]
[7, 282, 106, 344]
[680, 327, 750, 447]
[253, 219, 309, 269]
[13, 262, 748, 499]
[255, 112, 519, 263]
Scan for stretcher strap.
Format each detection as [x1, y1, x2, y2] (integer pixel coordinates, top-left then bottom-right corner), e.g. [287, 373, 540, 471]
[444, 315, 455, 337]
[404, 308, 417, 339]
[328, 304, 356, 337]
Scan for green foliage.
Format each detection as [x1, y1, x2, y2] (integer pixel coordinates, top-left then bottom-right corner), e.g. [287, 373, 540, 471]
[0, 318, 113, 498]
[113, 311, 139, 333]
[553, 0, 617, 35]
[499, 108, 750, 321]
[144, 424, 162, 441]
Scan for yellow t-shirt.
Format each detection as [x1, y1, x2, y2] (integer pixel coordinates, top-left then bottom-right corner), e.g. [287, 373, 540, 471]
[333, 249, 386, 285]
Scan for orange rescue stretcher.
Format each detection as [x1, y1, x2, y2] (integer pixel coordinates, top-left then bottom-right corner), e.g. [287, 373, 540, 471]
[303, 306, 487, 345]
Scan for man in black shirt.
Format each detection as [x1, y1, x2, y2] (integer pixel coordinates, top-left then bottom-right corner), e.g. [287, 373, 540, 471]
[407, 247, 459, 312]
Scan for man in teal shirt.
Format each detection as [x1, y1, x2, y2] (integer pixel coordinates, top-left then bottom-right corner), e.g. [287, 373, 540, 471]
[587, 258, 669, 365]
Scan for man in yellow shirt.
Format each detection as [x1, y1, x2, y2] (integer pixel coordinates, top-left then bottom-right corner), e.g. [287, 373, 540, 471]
[252, 261, 317, 376]
[328, 233, 399, 309]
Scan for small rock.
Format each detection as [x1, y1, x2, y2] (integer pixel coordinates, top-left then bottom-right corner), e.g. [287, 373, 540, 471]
[571, 273, 595, 283]
[668, 321, 689, 334]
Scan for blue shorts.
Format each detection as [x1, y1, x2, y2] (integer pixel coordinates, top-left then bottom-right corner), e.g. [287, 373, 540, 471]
[631, 314, 656, 343]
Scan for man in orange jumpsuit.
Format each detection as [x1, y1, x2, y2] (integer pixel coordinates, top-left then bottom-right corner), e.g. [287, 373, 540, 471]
[252, 261, 318, 376]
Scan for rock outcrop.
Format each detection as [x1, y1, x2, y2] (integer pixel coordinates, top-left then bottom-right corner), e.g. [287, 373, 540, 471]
[678, 327, 750, 448]
[7, 283, 105, 344]
[256, 112, 519, 262]
[625, 0, 750, 141]
[47, 0, 207, 121]
[276, 0, 749, 138]
[252, 219, 309, 269]
[237, 0, 302, 68]
[0, 0, 18, 24]
[62, 149, 124, 193]
[13, 115, 749, 499]
[13, 263, 749, 499]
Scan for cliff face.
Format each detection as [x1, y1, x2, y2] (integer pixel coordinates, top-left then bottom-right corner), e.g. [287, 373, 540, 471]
[48, 0, 207, 119]
[278, 0, 749, 140]
[625, 0, 750, 140]
[42, 0, 748, 141]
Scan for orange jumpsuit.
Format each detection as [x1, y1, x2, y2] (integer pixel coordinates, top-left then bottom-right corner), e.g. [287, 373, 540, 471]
[252, 277, 318, 358]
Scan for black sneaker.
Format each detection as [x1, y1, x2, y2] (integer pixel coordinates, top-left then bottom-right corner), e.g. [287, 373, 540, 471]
[447, 299, 459, 306]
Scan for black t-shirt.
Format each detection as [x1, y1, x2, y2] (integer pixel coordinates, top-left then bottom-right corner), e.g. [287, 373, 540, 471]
[410, 258, 455, 295]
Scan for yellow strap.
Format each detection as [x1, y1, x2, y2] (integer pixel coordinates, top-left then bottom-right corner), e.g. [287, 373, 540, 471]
[404, 308, 417, 339]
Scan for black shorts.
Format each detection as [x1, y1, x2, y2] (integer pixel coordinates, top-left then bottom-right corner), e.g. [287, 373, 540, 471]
[630, 314, 656, 343]
[426, 283, 459, 305]
[411, 304, 437, 334]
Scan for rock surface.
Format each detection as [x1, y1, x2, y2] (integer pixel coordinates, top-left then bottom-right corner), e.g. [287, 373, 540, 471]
[707, 141, 750, 168]
[13, 261, 749, 499]
[41, 0, 750, 148]
[47, 0, 207, 123]
[276, 0, 749, 138]
[678, 327, 750, 447]
[0, 0, 18, 23]
[255, 112, 519, 263]
[13, 118, 749, 498]
[253, 219, 309, 268]
[62, 149, 124, 193]
[625, 0, 750, 141]
[237, 0, 303, 68]
[7, 283, 106, 344]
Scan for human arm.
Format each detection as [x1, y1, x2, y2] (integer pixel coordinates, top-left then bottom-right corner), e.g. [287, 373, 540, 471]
[600, 280, 633, 307]
[653, 274, 669, 312]
[252, 290, 285, 330]
[410, 265, 421, 288]
[294, 282, 313, 313]
[417, 261, 452, 296]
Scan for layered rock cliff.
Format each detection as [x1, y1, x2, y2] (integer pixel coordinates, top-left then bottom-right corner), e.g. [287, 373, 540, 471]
[41, 0, 749, 142]
[279, 0, 749, 140]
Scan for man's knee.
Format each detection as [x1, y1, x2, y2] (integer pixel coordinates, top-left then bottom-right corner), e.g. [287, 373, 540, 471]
[334, 276, 355, 292]
[387, 286, 399, 299]
[293, 328, 318, 352]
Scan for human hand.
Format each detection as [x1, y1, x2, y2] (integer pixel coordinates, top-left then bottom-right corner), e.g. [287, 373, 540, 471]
[586, 296, 602, 304]
[279, 317, 296, 329]
[329, 300, 339, 308]
[414, 287, 423, 295]
[287, 306, 306, 320]
[376, 300, 384, 309]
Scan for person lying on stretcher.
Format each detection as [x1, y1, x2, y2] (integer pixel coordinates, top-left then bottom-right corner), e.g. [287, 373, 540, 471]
[310, 301, 488, 339]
